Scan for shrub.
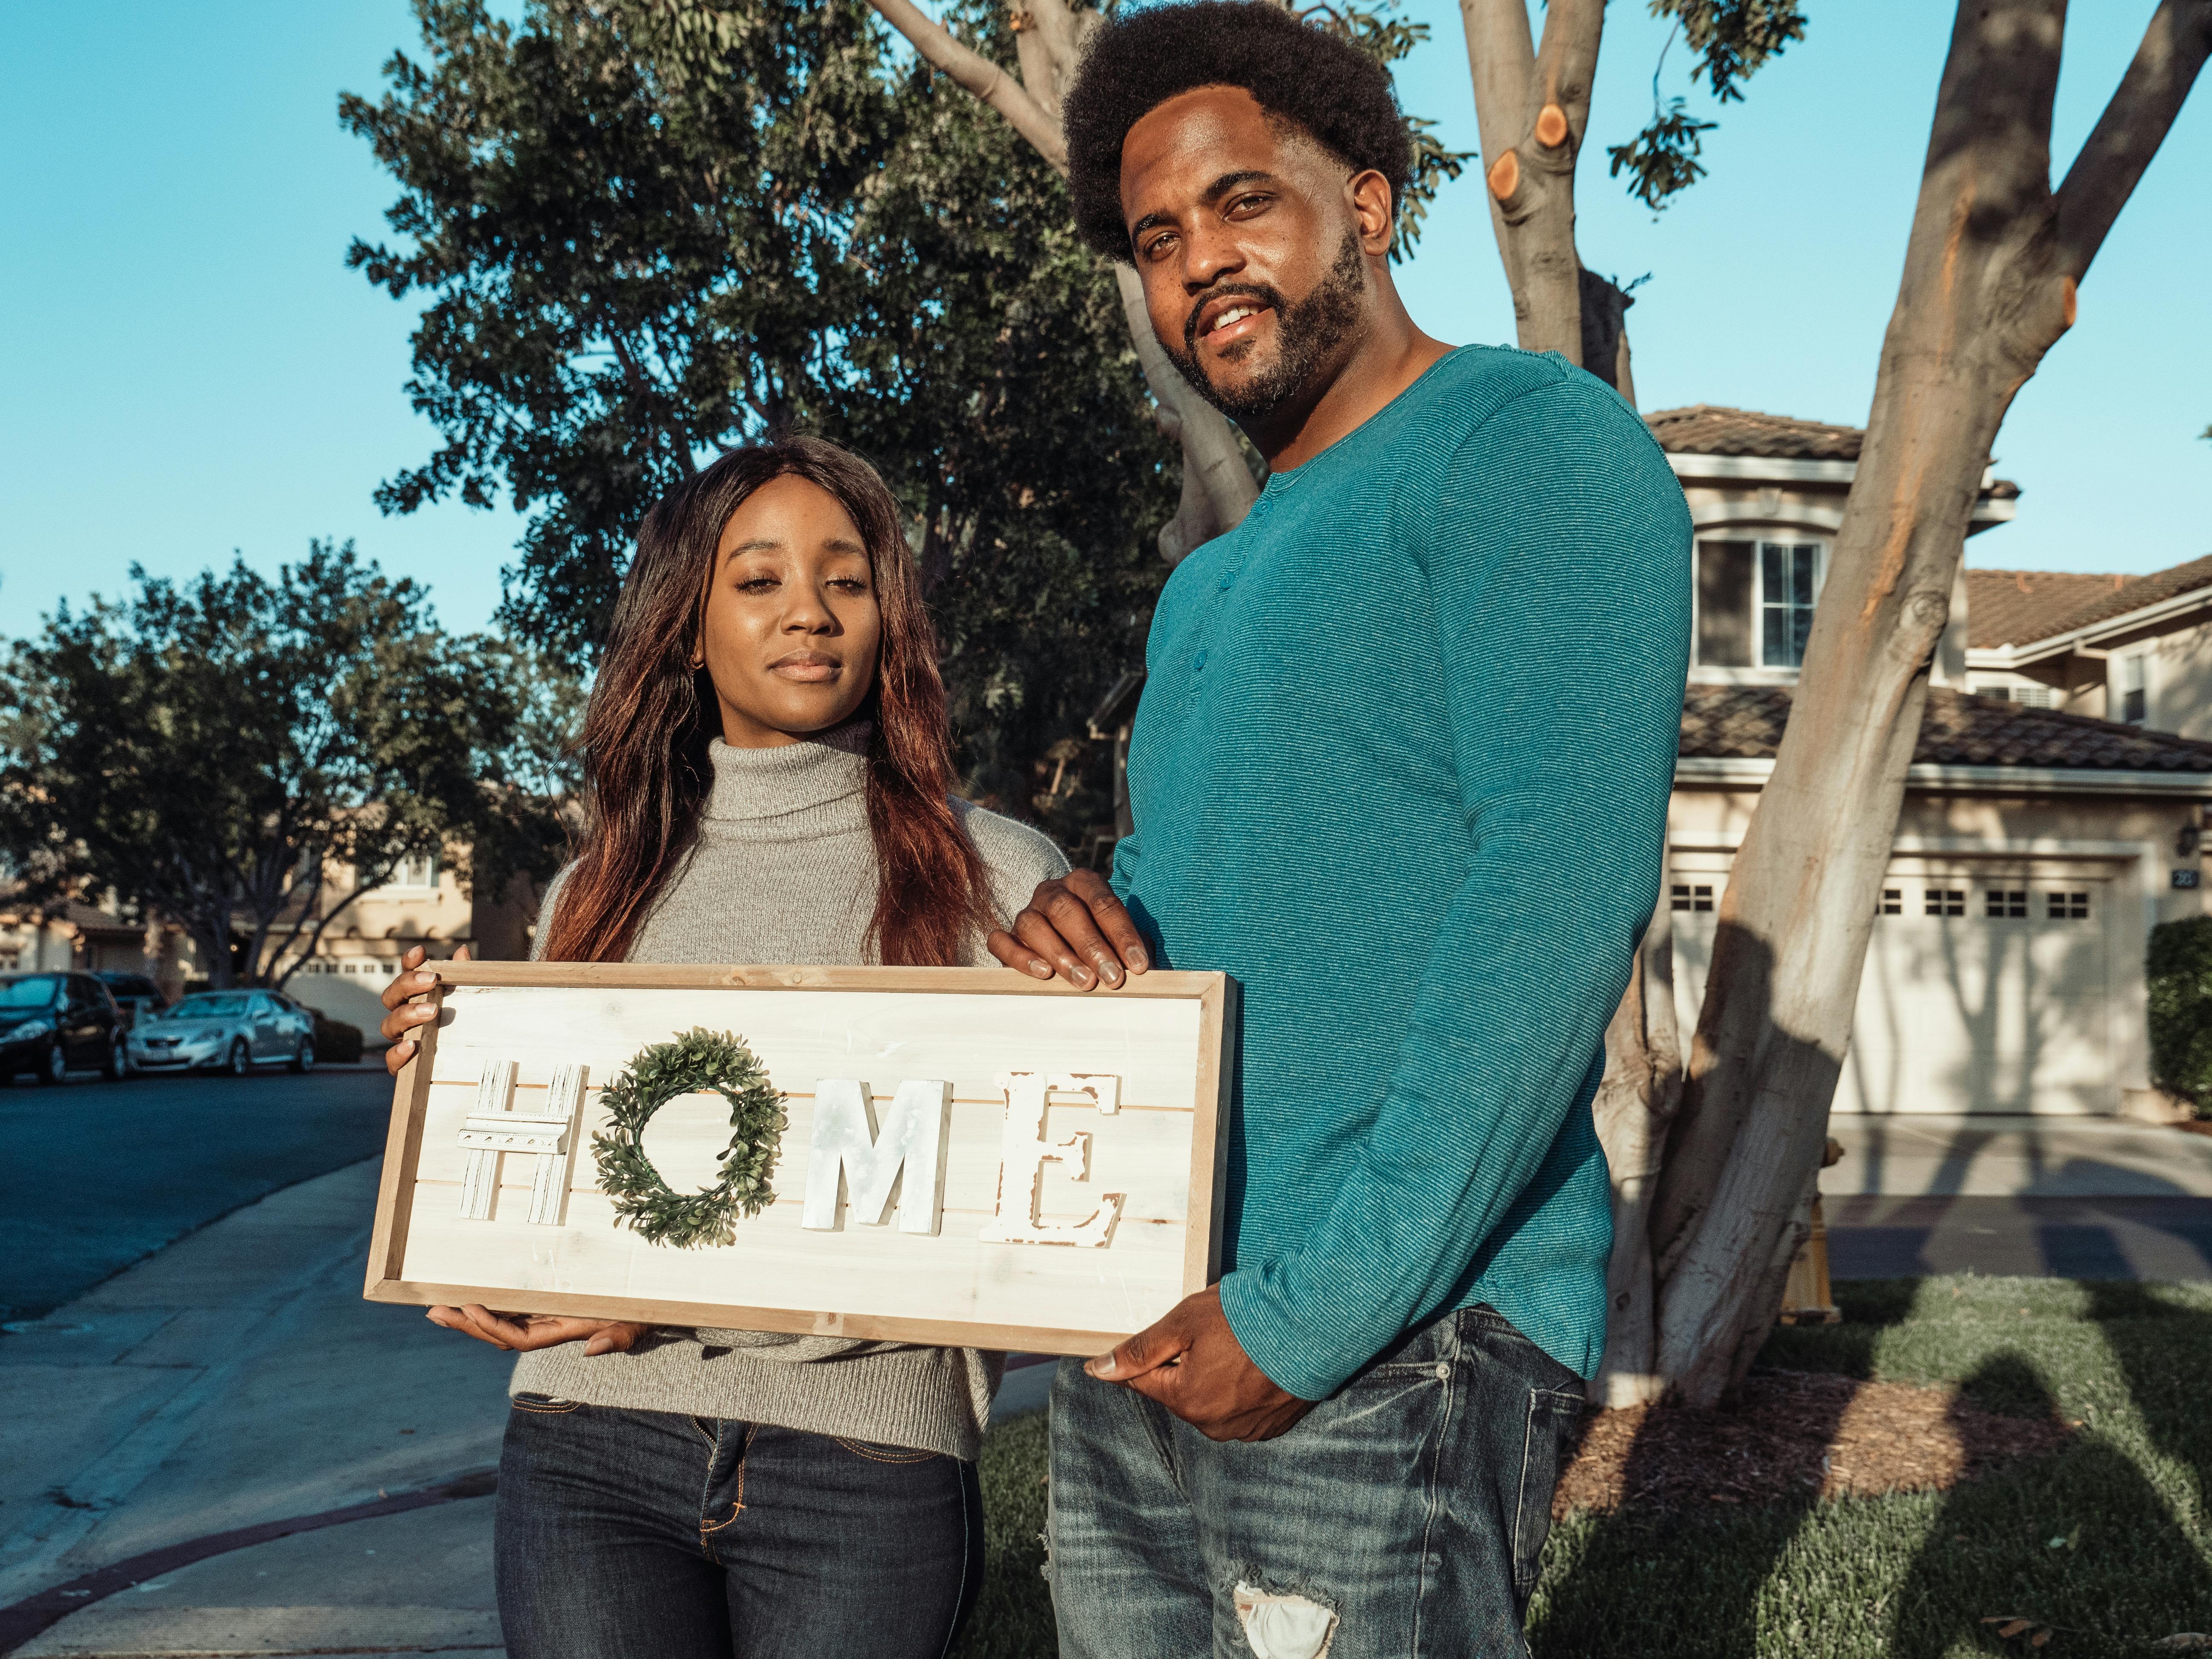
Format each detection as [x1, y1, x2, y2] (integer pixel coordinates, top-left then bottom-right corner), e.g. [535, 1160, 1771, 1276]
[313, 1011, 365, 1066]
[2146, 916, 2212, 1112]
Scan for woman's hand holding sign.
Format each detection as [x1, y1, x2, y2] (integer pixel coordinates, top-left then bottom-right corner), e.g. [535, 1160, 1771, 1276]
[379, 943, 649, 1359]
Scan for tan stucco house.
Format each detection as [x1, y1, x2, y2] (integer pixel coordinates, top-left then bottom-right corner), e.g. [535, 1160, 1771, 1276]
[1651, 405, 2212, 1120]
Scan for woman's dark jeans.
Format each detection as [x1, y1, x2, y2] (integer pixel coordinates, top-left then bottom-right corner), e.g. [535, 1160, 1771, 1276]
[495, 1396, 983, 1659]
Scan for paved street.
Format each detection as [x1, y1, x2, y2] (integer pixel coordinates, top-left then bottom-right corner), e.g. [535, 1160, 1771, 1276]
[0, 1064, 394, 1324]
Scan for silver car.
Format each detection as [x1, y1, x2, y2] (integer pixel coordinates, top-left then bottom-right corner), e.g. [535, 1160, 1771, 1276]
[130, 990, 317, 1076]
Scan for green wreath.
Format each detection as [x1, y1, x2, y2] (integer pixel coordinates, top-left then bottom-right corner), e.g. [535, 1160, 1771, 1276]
[591, 1028, 786, 1249]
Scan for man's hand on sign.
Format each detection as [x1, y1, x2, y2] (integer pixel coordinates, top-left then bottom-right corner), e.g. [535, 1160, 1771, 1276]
[1085, 1286, 1312, 1441]
[428, 1303, 653, 1357]
[987, 869, 1152, 990]
[380, 942, 468, 1077]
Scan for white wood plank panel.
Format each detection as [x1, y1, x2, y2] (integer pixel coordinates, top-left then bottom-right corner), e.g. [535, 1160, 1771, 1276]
[370, 970, 1226, 1347]
[396, 1186, 1185, 1337]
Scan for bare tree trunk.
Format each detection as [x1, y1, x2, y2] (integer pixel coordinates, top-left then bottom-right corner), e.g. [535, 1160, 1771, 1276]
[866, 0, 1257, 562]
[1650, 0, 2212, 1410]
[1592, 867, 1683, 1407]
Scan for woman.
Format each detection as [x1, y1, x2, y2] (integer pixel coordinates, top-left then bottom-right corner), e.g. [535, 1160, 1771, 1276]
[378, 437, 1070, 1659]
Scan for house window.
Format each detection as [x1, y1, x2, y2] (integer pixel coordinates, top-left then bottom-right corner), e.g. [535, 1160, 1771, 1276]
[2047, 891, 2090, 920]
[1984, 889, 2028, 918]
[1695, 541, 1823, 669]
[1877, 888, 1902, 916]
[1671, 884, 1714, 914]
[2119, 653, 2148, 725]
[1981, 683, 2057, 709]
[1761, 543, 1820, 668]
[391, 853, 439, 891]
[1926, 889, 1965, 917]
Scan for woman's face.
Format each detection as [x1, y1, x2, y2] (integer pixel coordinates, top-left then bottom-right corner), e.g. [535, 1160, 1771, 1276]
[698, 475, 885, 748]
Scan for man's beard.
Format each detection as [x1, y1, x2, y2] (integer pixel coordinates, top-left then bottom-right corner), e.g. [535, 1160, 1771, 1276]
[1163, 229, 1366, 423]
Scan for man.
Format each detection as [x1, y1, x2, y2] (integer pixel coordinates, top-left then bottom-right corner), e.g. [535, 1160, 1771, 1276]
[983, 3, 1690, 1654]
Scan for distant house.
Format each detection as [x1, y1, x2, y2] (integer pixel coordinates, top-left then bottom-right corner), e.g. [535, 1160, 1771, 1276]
[1965, 553, 2212, 737]
[1651, 406, 2209, 1121]
[0, 897, 180, 984]
[3, 853, 537, 1037]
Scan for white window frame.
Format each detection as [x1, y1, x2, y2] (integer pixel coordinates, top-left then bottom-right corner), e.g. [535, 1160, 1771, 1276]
[1690, 537, 1829, 678]
[383, 852, 441, 894]
[2118, 650, 2148, 726]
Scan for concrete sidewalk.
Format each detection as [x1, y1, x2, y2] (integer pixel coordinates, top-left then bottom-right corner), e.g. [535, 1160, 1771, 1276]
[0, 1158, 1057, 1659]
[0, 1159, 513, 1656]
[1825, 1114, 2212, 1199]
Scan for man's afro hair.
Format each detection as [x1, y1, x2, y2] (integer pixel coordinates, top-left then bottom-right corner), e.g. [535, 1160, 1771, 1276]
[1061, 2, 1411, 260]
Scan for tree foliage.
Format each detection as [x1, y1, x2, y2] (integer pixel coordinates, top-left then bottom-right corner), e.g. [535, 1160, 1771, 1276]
[829, 3, 1174, 827]
[347, 0, 1183, 837]
[1608, 0, 1806, 213]
[0, 546, 526, 988]
[343, 0, 902, 663]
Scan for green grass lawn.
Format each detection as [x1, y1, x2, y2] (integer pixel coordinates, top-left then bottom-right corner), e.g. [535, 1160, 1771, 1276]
[952, 1278, 2212, 1659]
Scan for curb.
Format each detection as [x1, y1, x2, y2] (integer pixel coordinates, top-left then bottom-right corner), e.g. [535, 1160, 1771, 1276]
[0, 1471, 497, 1658]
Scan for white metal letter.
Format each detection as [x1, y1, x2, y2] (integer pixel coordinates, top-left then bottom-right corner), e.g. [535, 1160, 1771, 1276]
[979, 1073, 1124, 1247]
[801, 1078, 952, 1235]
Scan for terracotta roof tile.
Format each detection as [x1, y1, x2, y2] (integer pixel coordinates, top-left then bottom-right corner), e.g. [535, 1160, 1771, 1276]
[1679, 683, 2212, 773]
[1646, 405, 2019, 505]
[1645, 405, 1865, 461]
[1965, 568, 2135, 649]
[2032, 550, 2212, 639]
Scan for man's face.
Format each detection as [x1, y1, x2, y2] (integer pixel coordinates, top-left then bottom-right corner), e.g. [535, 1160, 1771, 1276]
[1119, 85, 1373, 423]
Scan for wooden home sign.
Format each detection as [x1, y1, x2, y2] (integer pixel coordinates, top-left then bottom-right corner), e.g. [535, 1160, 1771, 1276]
[364, 963, 1233, 1356]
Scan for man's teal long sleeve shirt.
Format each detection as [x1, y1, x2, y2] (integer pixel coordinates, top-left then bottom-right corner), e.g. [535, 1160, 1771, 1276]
[1112, 346, 1691, 1400]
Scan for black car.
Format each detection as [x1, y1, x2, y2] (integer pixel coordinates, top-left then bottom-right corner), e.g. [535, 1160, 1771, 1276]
[93, 970, 169, 1030]
[0, 971, 129, 1085]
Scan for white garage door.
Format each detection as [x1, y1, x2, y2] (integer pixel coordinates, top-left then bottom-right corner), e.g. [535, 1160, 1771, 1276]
[1670, 870, 2116, 1115]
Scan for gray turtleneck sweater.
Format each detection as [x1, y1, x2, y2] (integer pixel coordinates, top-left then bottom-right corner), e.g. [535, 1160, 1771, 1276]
[510, 731, 1067, 1460]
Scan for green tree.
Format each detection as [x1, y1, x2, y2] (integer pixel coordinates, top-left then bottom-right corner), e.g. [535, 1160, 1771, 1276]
[0, 545, 519, 989]
[343, 0, 902, 664]
[348, 0, 1194, 836]
[830, 2, 1175, 827]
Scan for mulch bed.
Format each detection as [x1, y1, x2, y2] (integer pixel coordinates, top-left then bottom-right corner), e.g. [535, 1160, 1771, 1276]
[1554, 1369, 2078, 1517]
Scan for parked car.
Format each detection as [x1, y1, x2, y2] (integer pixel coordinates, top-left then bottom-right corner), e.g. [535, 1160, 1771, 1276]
[130, 989, 318, 1076]
[0, 971, 129, 1084]
[93, 970, 169, 1030]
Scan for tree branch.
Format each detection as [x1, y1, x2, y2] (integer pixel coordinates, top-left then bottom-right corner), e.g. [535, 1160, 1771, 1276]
[1459, 0, 1536, 166]
[1532, 0, 1605, 147]
[2052, 0, 2212, 279]
[867, 0, 1070, 172]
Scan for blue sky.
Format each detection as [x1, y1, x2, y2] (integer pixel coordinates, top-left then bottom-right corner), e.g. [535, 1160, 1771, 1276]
[3, 1, 2205, 642]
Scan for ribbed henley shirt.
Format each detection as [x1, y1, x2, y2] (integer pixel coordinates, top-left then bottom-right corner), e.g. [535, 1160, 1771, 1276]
[1112, 344, 1691, 1399]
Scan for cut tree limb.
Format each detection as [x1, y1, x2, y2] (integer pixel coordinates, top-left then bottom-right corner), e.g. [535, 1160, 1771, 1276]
[870, 0, 1068, 168]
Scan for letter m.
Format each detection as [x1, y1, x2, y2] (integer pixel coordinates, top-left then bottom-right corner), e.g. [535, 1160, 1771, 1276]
[800, 1079, 952, 1236]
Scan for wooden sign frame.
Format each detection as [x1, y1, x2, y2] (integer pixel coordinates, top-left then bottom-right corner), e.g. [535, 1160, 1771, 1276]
[365, 962, 1234, 1356]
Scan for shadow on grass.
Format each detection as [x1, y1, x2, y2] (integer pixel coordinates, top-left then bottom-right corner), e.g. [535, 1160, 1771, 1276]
[1886, 1338, 2212, 1656]
[1530, 1381, 1854, 1656]
[1532, 1278, 2212, 1659]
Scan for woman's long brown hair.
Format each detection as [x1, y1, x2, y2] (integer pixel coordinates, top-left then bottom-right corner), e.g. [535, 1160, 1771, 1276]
[537, 438, 994, 967]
